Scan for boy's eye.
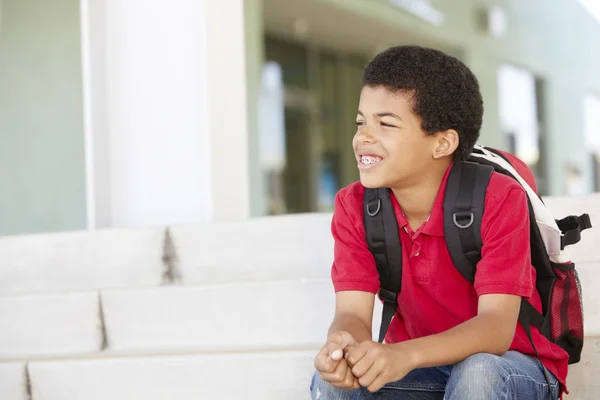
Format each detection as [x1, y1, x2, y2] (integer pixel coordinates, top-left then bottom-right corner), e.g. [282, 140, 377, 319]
[355, 121, 364, 126]
[381, 122, 397, 128]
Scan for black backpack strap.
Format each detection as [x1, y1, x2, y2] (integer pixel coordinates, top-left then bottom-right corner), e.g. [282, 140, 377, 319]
[446, 160, 553, 389]
[364, 188, 403, 343]
[443, 161, 494, 283]
[518, 300, 554, 389]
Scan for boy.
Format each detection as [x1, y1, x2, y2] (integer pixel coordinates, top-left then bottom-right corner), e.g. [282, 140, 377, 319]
[310, 46, 567, 399]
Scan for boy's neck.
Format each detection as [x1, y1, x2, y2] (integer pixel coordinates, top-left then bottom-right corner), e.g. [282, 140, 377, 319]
[391, 161, 451, 230]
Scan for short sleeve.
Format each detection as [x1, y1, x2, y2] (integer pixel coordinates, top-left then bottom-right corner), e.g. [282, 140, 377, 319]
[474, 184, 535, 298]
[330, 190, 380, 294]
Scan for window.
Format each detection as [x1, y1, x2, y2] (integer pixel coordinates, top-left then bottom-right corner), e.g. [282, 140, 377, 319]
[497, 64, 540, 166]
[583, 94, 600, 191]
[578, 0, 600, 24]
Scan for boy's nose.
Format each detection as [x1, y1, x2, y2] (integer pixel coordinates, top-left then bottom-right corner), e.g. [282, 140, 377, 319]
[356, 126, 375, 144]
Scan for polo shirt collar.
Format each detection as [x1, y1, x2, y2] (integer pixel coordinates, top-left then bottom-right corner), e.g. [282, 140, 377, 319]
[390, 164, 453, 237]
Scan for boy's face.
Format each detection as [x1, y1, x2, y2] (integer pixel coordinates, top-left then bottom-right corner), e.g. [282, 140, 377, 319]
[353, 85, 446, 189]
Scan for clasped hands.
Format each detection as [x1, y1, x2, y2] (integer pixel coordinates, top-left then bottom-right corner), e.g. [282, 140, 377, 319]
[313, 331, 415, 393]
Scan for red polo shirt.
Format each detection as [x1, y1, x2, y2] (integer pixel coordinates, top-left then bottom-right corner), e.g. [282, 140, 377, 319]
[330, 161, 569, 392]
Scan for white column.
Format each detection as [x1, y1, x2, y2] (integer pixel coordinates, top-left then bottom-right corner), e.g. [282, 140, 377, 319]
[82, 0, 250, 228]
[203, 0, 252, 221]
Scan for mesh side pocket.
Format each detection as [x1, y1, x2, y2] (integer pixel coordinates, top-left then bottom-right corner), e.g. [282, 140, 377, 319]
[550, 262, 584, 364]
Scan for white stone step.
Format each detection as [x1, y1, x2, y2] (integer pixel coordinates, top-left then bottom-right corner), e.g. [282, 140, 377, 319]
[28, 351, 316, 400]
[577, 262, 600, 335]
[0, 213, 334, 296]
[102, 279, 335, 353]
[0, 194, 595, 297]
[0, 280, 336, 360]
[2, 263, 600, 360]
[565, 337, 600, 399]
[17, 341, 600, 400]
[0, 227, 164, 295]
[170, 212, 333, 284]
[0, 291, 102, 358]
[0, 362, 27, 400]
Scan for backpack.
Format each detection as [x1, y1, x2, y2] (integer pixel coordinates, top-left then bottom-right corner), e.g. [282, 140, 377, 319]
[363, 145, 592, 368]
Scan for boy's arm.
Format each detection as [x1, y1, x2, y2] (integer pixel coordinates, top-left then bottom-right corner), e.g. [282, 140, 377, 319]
[328, 290, 375, 344]
[314, 289, 374, 389]
[328, 188, 381, 343]
[314, 187, 381, 389]
[398, 293, 521, 369]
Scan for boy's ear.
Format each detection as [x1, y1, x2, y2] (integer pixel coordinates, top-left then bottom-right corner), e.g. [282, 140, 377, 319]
[433, 129, 459, 159]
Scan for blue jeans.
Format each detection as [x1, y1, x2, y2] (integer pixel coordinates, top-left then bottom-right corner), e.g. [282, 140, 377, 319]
[310, 351, 559, 399]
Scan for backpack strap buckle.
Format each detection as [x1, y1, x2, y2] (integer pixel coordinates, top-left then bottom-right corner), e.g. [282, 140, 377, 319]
[558, 213, 593, 250]
[579, 213, 592, 230]
[453, 211, 475, 229]
[378, 288, 397, 305]
[366, 198, 381, 217]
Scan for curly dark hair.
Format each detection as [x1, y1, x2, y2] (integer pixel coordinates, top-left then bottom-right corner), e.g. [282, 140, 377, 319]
[361, 45, 483, 161]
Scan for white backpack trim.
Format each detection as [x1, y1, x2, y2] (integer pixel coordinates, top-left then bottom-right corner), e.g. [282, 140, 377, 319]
[470, 145, 571, 264]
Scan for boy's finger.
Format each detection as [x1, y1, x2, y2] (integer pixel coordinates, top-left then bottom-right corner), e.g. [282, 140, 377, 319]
[320, 357, 348, 383]
[324, 341, 345, 361]
[331, 349, 343, 360]
[346, 344, 368, 368]
[344, 345, 358, 361]
[328, 331, 358, 349]
[314, 348, 338, 373]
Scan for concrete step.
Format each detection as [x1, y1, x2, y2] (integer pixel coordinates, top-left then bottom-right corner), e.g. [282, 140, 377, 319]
[0, 213, 333, 296]
[0, 226, 165, 295]
[0, 194, 597, 399]
[0, 280, 335, 359]
[0, 291, 103, 358]
[26, 350, 316, 400]
[0, 193, 596, 297]
[567, 337, 600, 399]
[101, 279, 334, 354]
[0, 341, 597, 400]
[0, 362, 27, 400]
[2, 266, 599, 360]
[169, 213, 333, 285]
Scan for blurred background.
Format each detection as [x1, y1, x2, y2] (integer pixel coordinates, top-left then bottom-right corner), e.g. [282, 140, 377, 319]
[1, 1, 600, 399]
[1, 0, 599, 237]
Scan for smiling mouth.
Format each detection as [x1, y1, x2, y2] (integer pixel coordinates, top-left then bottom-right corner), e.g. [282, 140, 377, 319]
[358, 155, 383, 169]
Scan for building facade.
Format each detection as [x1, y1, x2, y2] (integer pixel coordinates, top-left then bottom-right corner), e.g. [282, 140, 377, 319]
[1, 0, 600, 236]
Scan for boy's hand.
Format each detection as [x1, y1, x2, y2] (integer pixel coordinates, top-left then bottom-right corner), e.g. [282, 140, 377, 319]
[314, 331, 360, 390]
[346, 340, 416, 393]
